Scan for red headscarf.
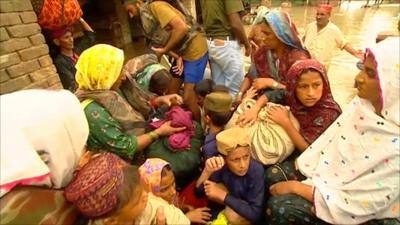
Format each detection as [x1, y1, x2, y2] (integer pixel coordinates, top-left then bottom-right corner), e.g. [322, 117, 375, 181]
[318, 4, 333, 13]
[285, 59, 341, 143]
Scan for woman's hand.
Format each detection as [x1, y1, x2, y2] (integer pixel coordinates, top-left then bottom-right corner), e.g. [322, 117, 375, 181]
[204, 180, 228, 203]
[155, 121, 186, 136]
[155, 94, 183, 107]
[269, 181, 298, 196]
[236, 107, 259, 127]
[252, 78, 274, 90]
[172, 56, 184, 76]
[267, 106, 291, 127]
[186, 207, 211, 224]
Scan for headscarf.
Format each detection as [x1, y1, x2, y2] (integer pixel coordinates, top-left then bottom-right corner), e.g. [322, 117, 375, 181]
[75, 44, 145, 135]
[64, 153, 127, 218]
[75, 44, 124, 91]
[297, 37, 400, 224]
[0, 90, 88, 197]
[251, 10, 309, 83]
[138, 158, 170, 193]
[286, 59, 341, 143]
[259, 10, 304, 50]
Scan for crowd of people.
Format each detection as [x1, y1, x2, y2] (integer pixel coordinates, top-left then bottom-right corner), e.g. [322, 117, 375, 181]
[1, 0, 399, 225]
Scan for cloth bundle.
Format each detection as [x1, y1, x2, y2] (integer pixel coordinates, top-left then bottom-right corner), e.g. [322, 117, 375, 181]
[226, 99, 299, 165]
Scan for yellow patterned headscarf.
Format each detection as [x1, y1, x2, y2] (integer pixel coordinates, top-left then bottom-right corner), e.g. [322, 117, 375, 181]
[75, 44, 124, 90]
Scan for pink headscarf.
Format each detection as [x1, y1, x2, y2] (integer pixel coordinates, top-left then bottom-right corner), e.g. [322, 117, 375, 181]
[138, 158, 169, 193]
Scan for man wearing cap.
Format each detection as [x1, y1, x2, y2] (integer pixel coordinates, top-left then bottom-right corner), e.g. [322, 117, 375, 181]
[303, 4, 363, 69]
[195, 127, 265, 225]
[51, 17, 95, 91]
[201, 92, 233, 160]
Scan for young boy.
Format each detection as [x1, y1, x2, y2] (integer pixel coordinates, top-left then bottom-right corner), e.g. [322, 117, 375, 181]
[201, 92, 233, 160]
[195, 127, 265, 224]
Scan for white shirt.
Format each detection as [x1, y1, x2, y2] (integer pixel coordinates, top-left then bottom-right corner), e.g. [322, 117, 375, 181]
[303, 21, 347, 67]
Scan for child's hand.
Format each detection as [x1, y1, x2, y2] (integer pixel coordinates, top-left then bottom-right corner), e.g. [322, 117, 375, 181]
[267, 106, 291, 127]
[155, 94, 183, 106]
[204, 180, 227, 204]
[186, 207, 211, 224]
[243, 86, 258, 100]
[205, 156, 225, 174]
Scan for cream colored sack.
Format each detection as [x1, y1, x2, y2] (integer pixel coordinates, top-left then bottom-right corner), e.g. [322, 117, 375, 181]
[226, 99, 300, 165]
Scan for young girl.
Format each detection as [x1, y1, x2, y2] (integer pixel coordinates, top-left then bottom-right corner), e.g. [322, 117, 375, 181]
[265, 59, 341, 184]
[64, 153, 189, 225]
[139, 158, 211, 224]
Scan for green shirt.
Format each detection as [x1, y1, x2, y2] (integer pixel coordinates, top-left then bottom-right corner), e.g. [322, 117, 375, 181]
[84, 101, 138, 160]
[200, 0, 244, 37]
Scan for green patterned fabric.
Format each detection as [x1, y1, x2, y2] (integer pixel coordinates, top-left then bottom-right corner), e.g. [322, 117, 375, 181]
[145, 121, 203, 188]
[84, 101, 138, 160]
[0, 186, 79, 225]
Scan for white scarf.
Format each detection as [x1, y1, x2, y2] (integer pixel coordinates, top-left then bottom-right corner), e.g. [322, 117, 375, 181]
[1, 90, 89, 197]
[298, 37, 400, 224]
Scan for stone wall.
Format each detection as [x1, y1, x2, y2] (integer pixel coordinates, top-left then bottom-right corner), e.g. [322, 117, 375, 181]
[0, 0, 62, 95]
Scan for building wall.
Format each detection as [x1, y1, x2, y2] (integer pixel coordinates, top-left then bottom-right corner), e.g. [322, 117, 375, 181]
[0, 0, 62, 95]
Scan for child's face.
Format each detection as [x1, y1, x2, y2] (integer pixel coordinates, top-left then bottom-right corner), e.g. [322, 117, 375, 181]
[197, 95, 205, 106]
[295, 71, 324, 107]
[115, 185, 148, 223]
[225, 146, 251, 177]
[156, 169, 176, 204]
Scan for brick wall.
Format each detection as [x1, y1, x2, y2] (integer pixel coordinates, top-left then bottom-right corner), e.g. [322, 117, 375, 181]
[0, 0, 62, 95]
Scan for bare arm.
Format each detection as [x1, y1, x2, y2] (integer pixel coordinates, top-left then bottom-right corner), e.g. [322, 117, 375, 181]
[164, 16, 188, 54]
[79, 17, 94, 32]
[270, 181, 314, 203]
[228, 13, 251, 56]
[280, 121, 310, 151]
[343, 43, 363, 59]
[267, 106, 310, 151]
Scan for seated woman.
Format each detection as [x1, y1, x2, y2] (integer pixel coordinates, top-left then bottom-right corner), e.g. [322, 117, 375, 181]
[0, 89, 88, 197]
[195, 127, 265, 225]
[65, 152, 190, 225]
[265, 38, 400, 225]
[74, 44, 185, 162]
[50, 18, 96, 91]
[236, 10, 310, 126]
[139, 158, 211, 224]
[264, 59, 341, 183]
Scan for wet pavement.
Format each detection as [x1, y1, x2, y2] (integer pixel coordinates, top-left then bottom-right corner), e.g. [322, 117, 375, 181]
[124, 2, 399, 109]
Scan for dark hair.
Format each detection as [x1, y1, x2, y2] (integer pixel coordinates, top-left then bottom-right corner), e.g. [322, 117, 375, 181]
[194, 79, 215, 97]
[114, 166, 141, 214]
[212, 85, 230, 93]
[149, 70, 171, 96]
[205, 109, 233, 127]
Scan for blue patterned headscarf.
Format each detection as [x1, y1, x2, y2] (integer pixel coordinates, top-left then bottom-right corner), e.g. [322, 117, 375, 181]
[257, 10, 305, 50]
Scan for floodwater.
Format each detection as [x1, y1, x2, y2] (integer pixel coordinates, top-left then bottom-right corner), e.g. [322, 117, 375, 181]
[124, 2, 399, 110]
[253, 2, 399, 109]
